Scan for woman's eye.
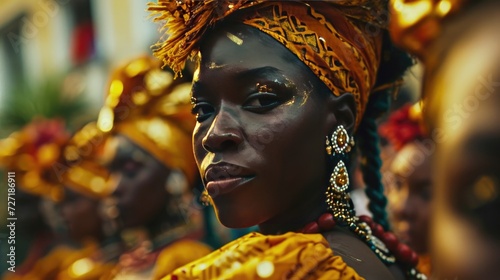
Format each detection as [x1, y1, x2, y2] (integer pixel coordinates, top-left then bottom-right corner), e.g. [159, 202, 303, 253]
[191, 102, 215, 122]
[243, 93, 280, 113]
[108, 160, 141, 179]
[123, 160, 142, 177]
[419, 186, 432, 202]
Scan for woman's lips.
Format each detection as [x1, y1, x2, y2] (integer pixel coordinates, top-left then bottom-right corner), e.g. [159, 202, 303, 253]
[204, 163, 255, 197]
[206, 176, 254, 197]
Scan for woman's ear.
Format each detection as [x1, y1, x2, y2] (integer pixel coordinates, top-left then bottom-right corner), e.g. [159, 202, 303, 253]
[325, 92, 356, 135]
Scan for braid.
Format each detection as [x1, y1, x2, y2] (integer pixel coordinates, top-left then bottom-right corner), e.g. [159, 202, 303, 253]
[356, 31, 414, 230]
[357, 93, 390, 230]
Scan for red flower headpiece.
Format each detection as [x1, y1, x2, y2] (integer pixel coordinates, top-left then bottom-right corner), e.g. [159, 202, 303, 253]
[0, 118, 69, 201]
[379, 103, 427, 151]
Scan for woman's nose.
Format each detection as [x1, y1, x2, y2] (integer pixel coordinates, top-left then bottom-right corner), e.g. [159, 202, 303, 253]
[392, 186, 410, 219]
[202, 106, 243, 153]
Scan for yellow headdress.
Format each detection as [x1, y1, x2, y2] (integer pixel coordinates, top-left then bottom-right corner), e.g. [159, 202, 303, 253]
[59, 122, 113, 199]
[0, 119, 69, 201]
[389, 0, 468, 60]
[96, 55, 197, 185]
[149, 0, 389, 128]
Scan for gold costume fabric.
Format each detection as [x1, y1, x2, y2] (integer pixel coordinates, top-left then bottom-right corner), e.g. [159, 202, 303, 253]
[96, 55, 197, 185]
[149, 0, 387, 128]
[2, 242, 115, 280]
[107, 239, 212, 279]
[152, 240, 213, 279]
[0, 119, 69, 201]
[389, 0, 467, 60]
[61, 122, 113, 198]
[164, 232, 362, 280]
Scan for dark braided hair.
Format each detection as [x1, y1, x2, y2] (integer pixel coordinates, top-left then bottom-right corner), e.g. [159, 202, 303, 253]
[356, 32, 414, 230]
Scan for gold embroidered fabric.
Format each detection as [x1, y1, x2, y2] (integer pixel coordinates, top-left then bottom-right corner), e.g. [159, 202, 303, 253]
[149, 0, 388, 128]
[163, 232, 363, 280]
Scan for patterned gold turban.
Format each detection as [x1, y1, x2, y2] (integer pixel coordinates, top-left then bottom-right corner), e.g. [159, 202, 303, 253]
[389, 0, 467, 60]
[0, 119, 69, 201]
[149, 0, 389, 128]
[96, 56, 198, 185]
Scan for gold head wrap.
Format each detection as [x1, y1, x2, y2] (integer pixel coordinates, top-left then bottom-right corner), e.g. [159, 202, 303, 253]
[0, 119, 69, 201]
[96, 55, 197, 185]
[59, 122, 113, 199]
[389, 0, 467, 60]
[149, 0, 389, 128]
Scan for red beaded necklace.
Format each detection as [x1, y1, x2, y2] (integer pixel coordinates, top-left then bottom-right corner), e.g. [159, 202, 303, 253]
[297, 213, 426, 280]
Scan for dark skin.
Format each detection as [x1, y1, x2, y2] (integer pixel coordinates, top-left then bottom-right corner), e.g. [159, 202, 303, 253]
[192, 23, 403, 279]
[59, 189, 103, 243]
[16, 190, 48, 233]
[424, 5, 500, 278]
[105, 134, 171, 230]
[388, 142, 432, 254]
[14, 189, 51, 264]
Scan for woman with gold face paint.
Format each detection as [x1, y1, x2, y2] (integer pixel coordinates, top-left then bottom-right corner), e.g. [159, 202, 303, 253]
[390, 0, 500, 279]
[89, 56, 212, 279]
[146, 1, 427, 279]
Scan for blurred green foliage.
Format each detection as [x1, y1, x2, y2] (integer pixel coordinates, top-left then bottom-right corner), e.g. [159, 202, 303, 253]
[0, 76, 90, 137]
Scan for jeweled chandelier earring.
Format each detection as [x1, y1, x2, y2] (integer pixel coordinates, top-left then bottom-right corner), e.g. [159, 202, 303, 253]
[326, 125, 353, 192]
[324, 125, 397, 266]
[325, 125, 355, 224]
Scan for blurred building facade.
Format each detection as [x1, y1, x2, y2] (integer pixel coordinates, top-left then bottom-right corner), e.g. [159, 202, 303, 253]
[0, 0, 161, 135]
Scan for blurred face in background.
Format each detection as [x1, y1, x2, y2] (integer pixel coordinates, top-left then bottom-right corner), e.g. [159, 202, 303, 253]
[387, 142, 432, 254]
[104, 134, 170, 229]
[425, 8, 500, 278]
[59, 189, 103, 242]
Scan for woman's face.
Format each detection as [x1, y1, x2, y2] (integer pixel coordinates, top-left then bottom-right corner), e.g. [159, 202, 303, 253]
[105, 134, 170, 229]
[426, 16, 500, 278]
[192, 23, 348, 230]
[387, 142, 432, 254]
[59, 189, 103, 242]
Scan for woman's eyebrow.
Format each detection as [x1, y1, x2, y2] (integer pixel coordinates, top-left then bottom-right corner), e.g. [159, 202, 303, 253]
[191, 81, 205, 97]
[191, 66, 287, 97]
[234, 66, 284, 81]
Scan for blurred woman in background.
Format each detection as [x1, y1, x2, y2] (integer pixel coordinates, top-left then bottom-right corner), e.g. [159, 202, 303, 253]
[390, 0, 500, 278]
[380, 103, 433, 276]
[0, 119, 69, 279]
[94, 56, 212, 279]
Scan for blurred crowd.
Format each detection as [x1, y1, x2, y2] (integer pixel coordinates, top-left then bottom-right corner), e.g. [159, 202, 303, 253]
[0, 0, 499, 280]
[0, 56, 253, 279]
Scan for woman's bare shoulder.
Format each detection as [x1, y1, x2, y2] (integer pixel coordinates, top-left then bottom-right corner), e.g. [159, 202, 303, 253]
[322, 229, 405, 280]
